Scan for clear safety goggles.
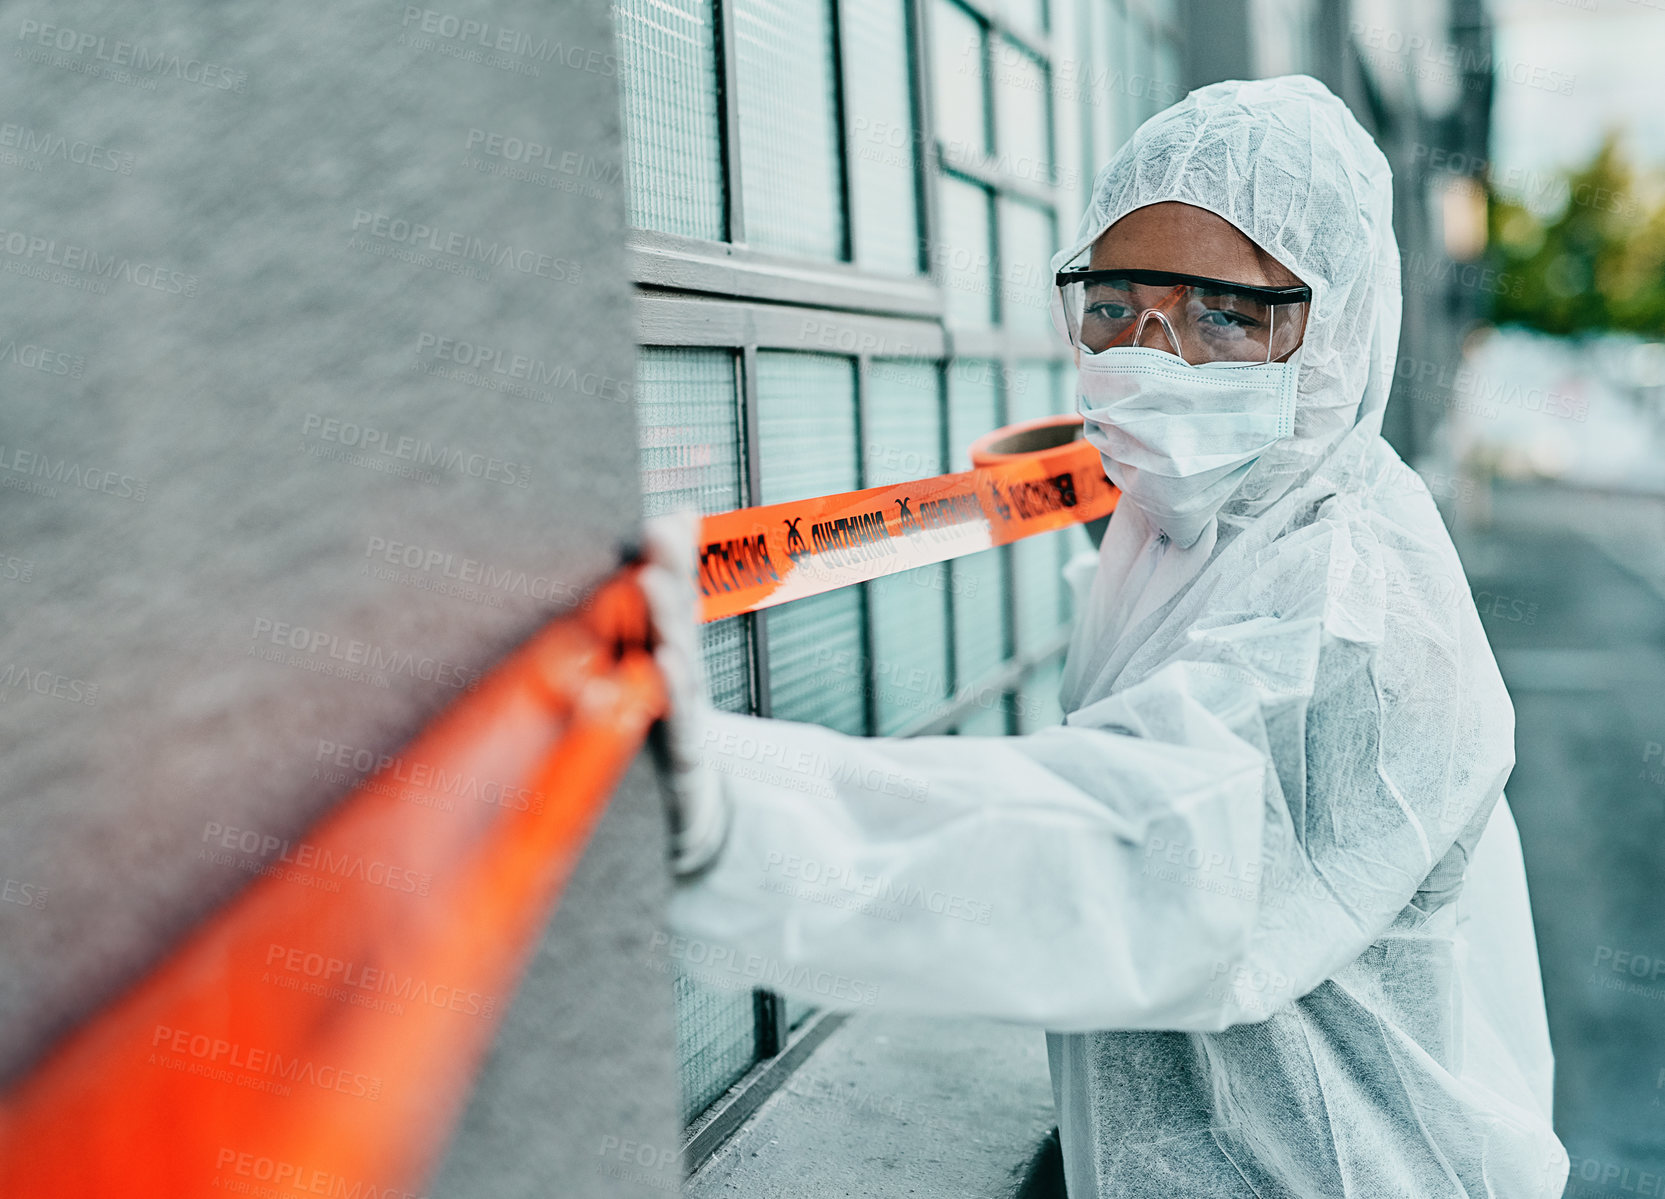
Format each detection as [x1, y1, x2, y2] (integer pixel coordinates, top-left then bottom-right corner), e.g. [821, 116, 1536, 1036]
[1054, 267, 1311, 365]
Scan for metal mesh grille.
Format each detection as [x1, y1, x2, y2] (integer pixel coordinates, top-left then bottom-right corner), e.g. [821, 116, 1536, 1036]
[672, 973, 758, 1124]
[637, 347, 743, 516]
[755, 352, 858, 504]
[635, 347, 754, 715]
[844, 0, 920, 275]
[614, 0, 726, 240]
[766, 588, 867, 732]
[755, 351, 865, 732]
[734, 0, 845, 258]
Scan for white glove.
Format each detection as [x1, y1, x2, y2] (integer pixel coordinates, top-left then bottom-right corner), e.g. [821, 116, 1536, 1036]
[639, 509, 731, 878]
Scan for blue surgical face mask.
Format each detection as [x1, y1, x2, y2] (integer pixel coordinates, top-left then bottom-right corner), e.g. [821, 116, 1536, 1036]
[1075, 345, 1299, 548]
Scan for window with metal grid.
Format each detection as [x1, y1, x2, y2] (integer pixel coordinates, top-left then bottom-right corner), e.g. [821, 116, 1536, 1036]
[864, 359, 953, 733]
[633, 346, 763, 1126]
[843, 0, 923, 275]
[615, 0, 1192, 1141]
[733, 0, 846, 257]
[614, 0, 726, 240]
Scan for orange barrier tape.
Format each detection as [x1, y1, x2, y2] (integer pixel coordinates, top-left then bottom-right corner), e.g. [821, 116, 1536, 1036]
[0, 567, 667, 1199]
[0, 417, 1113, 1194]
[696, 415, 1117, 622]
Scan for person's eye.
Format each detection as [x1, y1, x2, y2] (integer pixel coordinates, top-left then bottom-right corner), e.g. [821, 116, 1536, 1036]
[1193, 307, 1261, 331]
[1086, 301, 1135, 320]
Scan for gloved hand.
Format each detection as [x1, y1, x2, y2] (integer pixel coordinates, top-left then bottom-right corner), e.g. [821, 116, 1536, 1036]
[639, 509, 731, 878]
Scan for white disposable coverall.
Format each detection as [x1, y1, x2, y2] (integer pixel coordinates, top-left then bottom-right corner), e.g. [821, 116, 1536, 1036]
[667, 75, 1569, 1197]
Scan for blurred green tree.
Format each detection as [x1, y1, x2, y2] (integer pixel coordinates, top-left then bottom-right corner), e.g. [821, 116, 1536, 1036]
[1487, 134, 1665, 337]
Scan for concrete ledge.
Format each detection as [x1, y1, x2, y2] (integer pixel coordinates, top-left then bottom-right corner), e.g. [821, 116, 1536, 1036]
[686, 1011, 1063, 1199]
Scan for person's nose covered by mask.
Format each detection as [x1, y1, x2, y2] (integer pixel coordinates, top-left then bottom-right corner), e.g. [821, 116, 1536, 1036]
[1052, 204, 1312, 548]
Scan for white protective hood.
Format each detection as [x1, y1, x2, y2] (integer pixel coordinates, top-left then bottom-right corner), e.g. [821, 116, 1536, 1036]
[669, 75, 1569, 1197]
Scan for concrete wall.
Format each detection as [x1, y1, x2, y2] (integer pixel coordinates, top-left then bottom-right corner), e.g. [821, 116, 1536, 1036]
[0, 1, 676, 1193]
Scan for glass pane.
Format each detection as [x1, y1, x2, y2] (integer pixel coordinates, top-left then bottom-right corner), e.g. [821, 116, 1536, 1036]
[637, 347, 743, 516]
[1054, 359, 1075, 416]
[735, 0, 845, 258]
[992, 39, 1050, 182]
[844, 0, 921, 275]
[1000, 0, 1047, 39]
[1007, 360, 1055, 425]
[1016, 656, 1065, 732]
[755, 352, 858, 504]
[865, 358, 951, 733]
[634, 348, 754, 714]
[673, 971, 757, 1123]
[947, 356, 1002, 469]
[998, 198, 1056, 335]
[932, 0, 988, 158]
[783, 996, 818, 1032]
[1012, 530, 1066, 654]
[1095, 0, 1130, 156]
[614, 0, 726, 239]
[1128, 18, 1155, 121]
[956, 692, 1012, 735]
[766, 588, 867, 732]
[755, 351, 865, 733]
[953, 547, 1007, 687]
[1153, 37, 1182, 114]
[937, 175, 995, 327]
[866, 564, 952, 732]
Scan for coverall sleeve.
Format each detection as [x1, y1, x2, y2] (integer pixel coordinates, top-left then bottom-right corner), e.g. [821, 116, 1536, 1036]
[665, 517, 1515, 1033]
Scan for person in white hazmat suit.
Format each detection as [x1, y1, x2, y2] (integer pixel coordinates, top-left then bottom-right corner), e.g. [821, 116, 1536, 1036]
[640, 75, 1570, 1197]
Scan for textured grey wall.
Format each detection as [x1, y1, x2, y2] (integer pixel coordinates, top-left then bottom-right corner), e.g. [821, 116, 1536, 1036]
[0, 0, 676, 1192]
